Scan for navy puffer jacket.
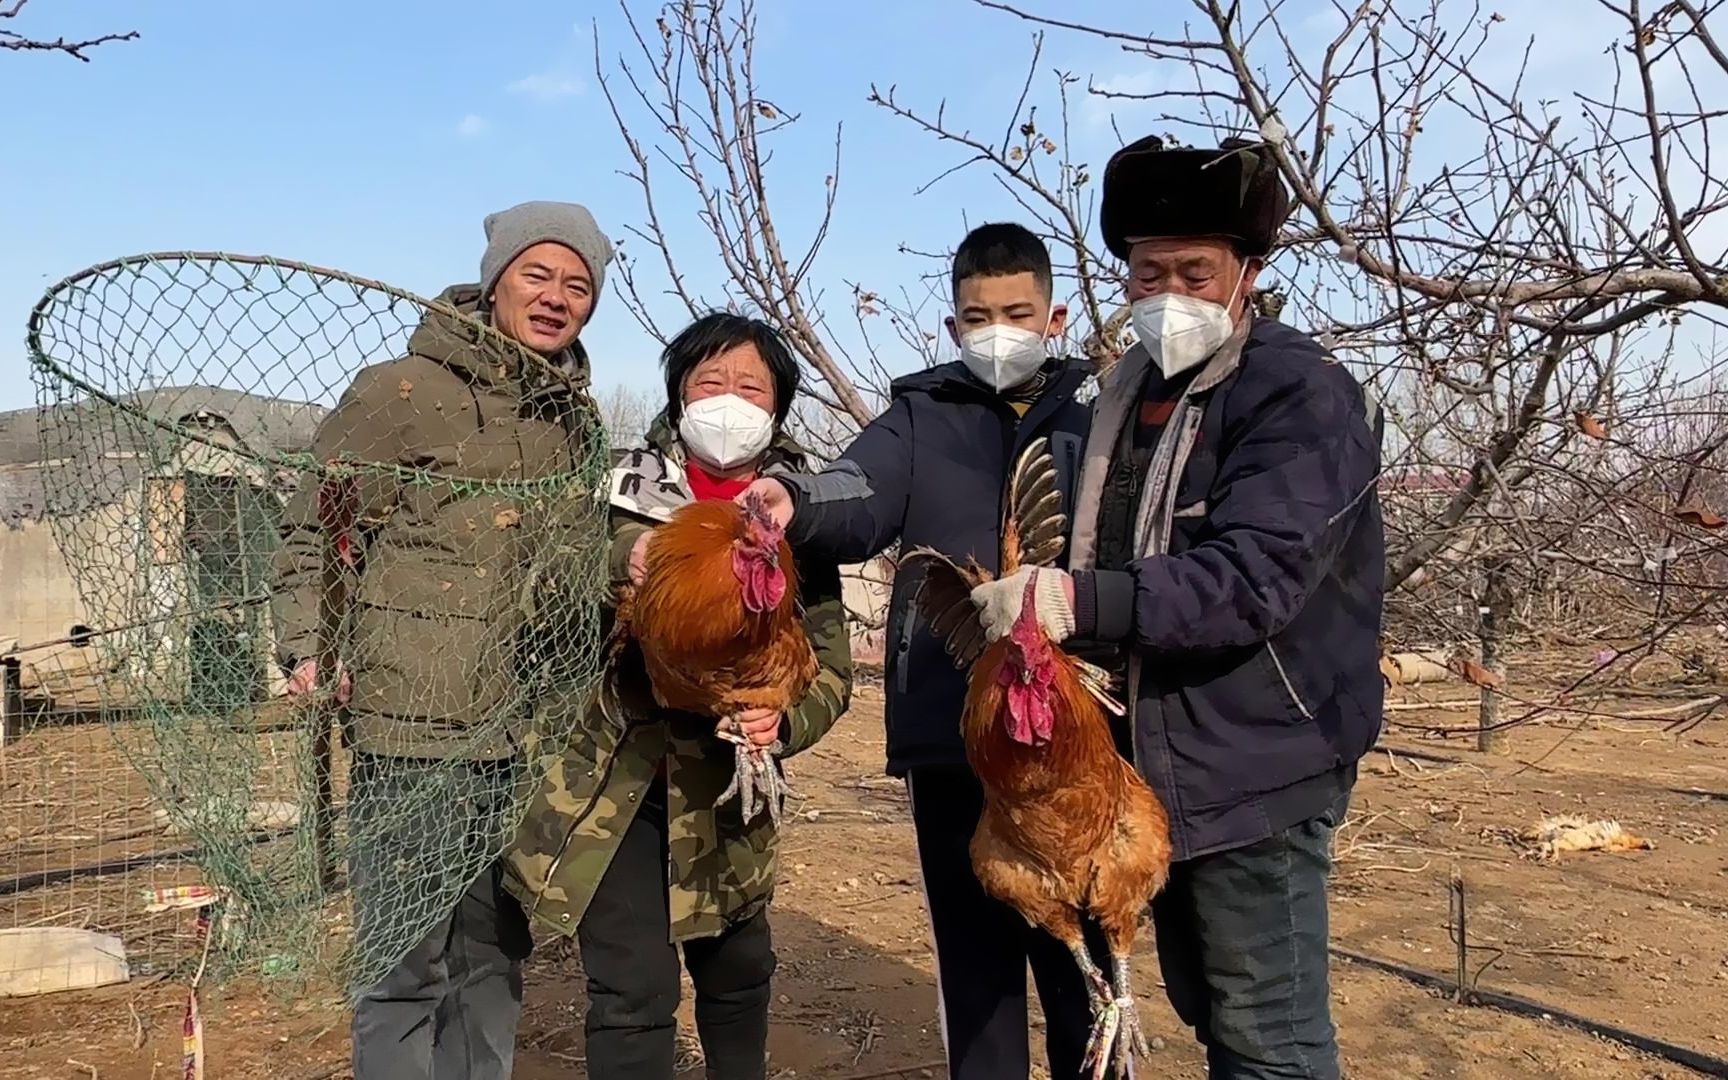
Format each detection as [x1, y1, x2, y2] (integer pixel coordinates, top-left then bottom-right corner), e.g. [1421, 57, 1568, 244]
[781, 359, 1093, 775]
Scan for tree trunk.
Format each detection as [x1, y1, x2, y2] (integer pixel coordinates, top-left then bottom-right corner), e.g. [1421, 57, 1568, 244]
[1477, 557, 1513, 753]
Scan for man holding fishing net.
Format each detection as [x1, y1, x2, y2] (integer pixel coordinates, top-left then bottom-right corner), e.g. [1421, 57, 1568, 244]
[271, 201, 614, 1080]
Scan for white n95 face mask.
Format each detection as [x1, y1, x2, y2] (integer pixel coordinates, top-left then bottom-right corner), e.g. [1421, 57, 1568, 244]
[959, 323, 1050, 392]
[1131, 268, 1249, 379]
[678, 394, 775, 471]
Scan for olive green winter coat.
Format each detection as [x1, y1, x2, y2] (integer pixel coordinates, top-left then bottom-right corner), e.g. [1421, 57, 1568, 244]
[270, 284, 605, 761]
[502, 415, 853, 942]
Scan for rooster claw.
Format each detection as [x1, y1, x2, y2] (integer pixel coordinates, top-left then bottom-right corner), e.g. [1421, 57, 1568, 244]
[1072, 947, 1151, 1080]
[1081, 998, 1121, 1080]
[1080, 993, 1150, 1080]
[1080, 998, 1130, 1080]
[717, 738, 789, 827]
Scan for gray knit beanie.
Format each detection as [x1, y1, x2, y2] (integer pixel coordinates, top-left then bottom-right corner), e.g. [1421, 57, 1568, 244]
[479, 200, 615, 307]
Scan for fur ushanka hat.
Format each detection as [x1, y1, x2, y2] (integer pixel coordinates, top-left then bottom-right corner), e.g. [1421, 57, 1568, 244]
[1099, 136, 1291, 259]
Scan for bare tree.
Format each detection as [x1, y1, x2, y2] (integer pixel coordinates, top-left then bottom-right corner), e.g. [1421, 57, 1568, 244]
[877, 0, 1728, 734]
[0, 0, 136, 61]
[592, 0, 883, 429]
[869, 34, 1132, 368]
[587, 0, 934, 650]
[597, 383, 660, 448]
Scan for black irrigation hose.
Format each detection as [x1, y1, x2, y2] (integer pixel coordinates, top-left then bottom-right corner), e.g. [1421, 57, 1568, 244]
[0, 825, 301, 898]
[1670, 786, 1728, 802]
[1331, 946, 1728, 1077]
[0, 847, 199, 897]
[1379, 741, 1728, 804]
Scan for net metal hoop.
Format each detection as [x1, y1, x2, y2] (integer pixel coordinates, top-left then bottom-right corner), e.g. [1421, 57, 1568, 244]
[26, 250, 601, 490]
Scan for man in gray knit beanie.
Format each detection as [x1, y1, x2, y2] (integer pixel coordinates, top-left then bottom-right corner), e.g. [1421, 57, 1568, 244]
[481, 200, 614, 307]
[296, 197, 617, 1080]
[477, 199, 616, 359]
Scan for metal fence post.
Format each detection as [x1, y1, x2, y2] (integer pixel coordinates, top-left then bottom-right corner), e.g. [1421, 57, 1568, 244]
[0, 656, 21, 749]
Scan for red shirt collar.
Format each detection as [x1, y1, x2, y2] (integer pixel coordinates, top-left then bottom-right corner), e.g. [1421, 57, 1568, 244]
[684, 459, 753, 502]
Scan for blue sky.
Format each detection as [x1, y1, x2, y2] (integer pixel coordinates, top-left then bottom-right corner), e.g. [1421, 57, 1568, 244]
[0, 0, 1159, 412]
[3, 0, 1719, 415]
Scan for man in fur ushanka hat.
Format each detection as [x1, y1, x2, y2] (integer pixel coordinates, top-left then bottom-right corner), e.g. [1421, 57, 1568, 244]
[967, 136, 1388, 1079]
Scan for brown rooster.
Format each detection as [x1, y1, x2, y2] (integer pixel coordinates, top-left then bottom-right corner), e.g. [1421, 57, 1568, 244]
[605, 491, 818, 824]
[903, 439, 1173, 1080]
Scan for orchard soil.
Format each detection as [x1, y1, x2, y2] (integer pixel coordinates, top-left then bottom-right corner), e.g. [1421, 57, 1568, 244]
[3, 658, 1726, 1079]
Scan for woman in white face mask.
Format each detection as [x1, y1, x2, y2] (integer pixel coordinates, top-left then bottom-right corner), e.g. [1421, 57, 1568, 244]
[672, 328, 785, 483]
[629, 310, 803, 598]
[510, 311, 853, 1078]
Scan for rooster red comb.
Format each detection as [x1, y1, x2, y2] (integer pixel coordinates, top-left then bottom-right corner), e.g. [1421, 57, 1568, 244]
[740, 490, 776, 531]
[1009, 575, 1045, 648]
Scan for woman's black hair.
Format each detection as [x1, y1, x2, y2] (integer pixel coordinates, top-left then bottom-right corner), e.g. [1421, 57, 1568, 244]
[661, 311, 802, 425]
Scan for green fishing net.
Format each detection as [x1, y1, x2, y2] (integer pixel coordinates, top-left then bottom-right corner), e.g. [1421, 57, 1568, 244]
[19, 252, 610, 996]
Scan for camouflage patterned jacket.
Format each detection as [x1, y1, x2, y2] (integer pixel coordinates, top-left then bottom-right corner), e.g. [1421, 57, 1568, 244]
[502, 413, 853, 942]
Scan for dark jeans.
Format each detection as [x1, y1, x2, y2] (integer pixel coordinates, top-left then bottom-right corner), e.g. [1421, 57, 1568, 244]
[1153, 789, 1351, 1080]
[578, 779, 776, 1080]
[907, 766, 1121, 1080]
[348, 754, 533, 1080]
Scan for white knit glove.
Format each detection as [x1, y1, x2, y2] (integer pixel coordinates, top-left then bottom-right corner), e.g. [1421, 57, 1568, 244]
[970, 566, 1076, 644]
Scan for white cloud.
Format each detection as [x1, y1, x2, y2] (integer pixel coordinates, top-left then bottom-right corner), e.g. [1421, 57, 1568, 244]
[507, 72, 585, 101]
[510, 23, 589, 103]
[456, 114, 489, 138]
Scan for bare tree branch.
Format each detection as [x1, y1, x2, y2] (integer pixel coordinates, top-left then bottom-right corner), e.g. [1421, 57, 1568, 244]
[868, 34, 1130, 368]
[595, 0, 877, 427]
[597, 383, 662, 447]
[936, 0, 1728, 707]
[0, 0, 136, 61]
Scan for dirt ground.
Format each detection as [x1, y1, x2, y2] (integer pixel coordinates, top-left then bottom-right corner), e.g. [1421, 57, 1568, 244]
[3, 663, 1726, 1080]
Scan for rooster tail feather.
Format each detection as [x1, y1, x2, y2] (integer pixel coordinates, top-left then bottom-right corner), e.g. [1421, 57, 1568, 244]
[1006, 438, 1067, 572]
[902, 546, 990, 670]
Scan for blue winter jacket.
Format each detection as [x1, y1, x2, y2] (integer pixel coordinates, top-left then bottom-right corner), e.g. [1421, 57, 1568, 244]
[1067, 315, 1385, 860]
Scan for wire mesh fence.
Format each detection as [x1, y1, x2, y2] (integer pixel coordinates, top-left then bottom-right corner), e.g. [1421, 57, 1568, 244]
[4, 252, 611, 1002]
